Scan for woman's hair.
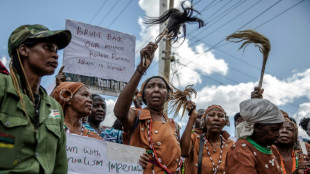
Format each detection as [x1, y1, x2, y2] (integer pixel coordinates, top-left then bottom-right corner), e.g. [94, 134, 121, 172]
[299, 117, 310, 131]
[10, 38, 41, 102]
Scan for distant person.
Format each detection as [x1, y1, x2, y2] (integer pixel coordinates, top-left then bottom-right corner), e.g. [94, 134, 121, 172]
[0, 24, 71, 173]
[193, 108, 204, 134]
[230, 112, 244, 142]
[133, 89, 143, 109]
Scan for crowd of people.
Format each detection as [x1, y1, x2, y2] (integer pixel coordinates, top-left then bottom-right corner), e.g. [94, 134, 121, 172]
[1, 24, 310, 174]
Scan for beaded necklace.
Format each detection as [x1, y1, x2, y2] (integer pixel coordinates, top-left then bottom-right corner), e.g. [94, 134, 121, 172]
[273, 148, 298, 174]
[204, 134, 225, 174]
[146, 117, 182, 174]
[64, 123, 89, 136]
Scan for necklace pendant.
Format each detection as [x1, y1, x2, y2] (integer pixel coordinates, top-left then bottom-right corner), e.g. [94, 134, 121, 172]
[213, 149, 216, 153]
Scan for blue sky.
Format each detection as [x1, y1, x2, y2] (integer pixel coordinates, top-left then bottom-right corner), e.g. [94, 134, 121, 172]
[1, 0, 310, 136]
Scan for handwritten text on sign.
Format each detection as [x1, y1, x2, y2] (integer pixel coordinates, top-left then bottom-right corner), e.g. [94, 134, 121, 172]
[63, 19, 136, 82]
[66, 133, 144, 174]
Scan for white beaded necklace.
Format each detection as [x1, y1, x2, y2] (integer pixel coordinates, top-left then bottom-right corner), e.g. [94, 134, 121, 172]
[204, 134, 225, 174]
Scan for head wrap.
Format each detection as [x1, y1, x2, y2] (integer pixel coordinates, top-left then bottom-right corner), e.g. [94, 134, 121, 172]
[280, 110, 298, 138]
[8, 24, 71, 57]
[140, 76, 172, 104]
[201, 105, 230, 127]
[202, 105, 226, 118]
[236, 99, 284, 138]
[51, 82, 85, 110]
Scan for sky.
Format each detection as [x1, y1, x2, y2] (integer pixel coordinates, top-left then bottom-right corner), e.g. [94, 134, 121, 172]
[1, 0, 310, 137]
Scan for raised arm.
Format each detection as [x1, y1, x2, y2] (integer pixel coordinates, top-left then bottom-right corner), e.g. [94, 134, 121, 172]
[180, 101, 197, 157]
[114, 42, 158, 131]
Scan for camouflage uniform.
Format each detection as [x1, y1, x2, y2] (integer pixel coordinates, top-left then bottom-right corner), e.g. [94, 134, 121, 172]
[0, 24, 71, 173]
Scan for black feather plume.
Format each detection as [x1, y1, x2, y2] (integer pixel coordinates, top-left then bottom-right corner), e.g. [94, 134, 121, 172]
[143, 0, 205, 43]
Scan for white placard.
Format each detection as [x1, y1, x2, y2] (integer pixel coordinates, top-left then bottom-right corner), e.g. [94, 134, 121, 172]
[66, 133, 144, 174]
[63, 19, 135, 83]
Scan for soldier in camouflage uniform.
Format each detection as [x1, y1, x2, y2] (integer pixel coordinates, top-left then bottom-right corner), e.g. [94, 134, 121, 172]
[0, 24, 71, 173]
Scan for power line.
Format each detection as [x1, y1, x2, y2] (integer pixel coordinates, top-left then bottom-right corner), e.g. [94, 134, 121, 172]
[255, 0, 305, 29]
[89, 0, 107, 24]
[107, 0, 134, 28]
[201, 0, 262, 40]
[98, 0, 120, 26]
[186, 0, 282, 65]
[191, 0, 244, 37]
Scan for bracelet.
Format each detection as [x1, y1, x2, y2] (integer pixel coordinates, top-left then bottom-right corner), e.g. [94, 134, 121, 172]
[137, 67, 146, 75]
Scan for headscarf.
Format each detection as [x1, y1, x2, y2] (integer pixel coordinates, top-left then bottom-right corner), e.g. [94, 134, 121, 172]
[236, 99, 284, 138]
[281, 110, 298, 138]
[202, 105, 230, 127]
[202, 105, 226, 118]
[52, 82, 85, 110]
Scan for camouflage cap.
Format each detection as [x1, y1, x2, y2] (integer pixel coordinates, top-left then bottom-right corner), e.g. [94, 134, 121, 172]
[8, 24, 71, 57]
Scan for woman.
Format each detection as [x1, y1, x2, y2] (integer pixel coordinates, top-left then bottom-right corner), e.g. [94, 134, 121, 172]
[225, 98, 284, 174]
[0, 24, 71, 173]
[52, 82, 101, 140]
[84, 94, 123, 143]
[181, 104, 233, 174]
[114, 43, 182, 173]
[272, 112, 310, 174]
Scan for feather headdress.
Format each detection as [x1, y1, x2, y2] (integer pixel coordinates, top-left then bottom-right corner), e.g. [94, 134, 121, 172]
[226, 30, 271, 88]
[169, 84, 197, 119]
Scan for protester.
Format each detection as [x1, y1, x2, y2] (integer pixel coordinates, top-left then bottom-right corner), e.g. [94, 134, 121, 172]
[52, 82, 101, 140]
[133, 89, 143, 109]
[272, 112, 310, 174]
[181, 103, 233, 174]
[0, 24, 71, 173]
[0, 61, 9, 75]
[84, 94, 107, 134]
[114, 42, 183, 173]
[193, 108, 204, 135]
[225, 98, 284, 174]
[230, 112, 244, 142]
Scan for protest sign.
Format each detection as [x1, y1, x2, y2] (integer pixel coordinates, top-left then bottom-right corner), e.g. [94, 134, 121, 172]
[63, 19, 136, 96]
[66, 133, 144, 174]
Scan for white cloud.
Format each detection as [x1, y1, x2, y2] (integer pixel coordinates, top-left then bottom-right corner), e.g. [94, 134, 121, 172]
[101, 98, 117, 127]
[1, 56, 9, 69]
[293, 102, 310, 139]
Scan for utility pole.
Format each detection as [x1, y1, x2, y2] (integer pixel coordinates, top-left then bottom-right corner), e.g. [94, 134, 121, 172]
[159, 0, 174, 81]
[163, 0, 174, 81]
[159, 0, 174, 115]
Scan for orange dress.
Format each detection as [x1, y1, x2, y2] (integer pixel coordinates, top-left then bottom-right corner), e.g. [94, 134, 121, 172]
[184, 131, 233, 174]
[123, 108, 181, 174]
[225, 138, 282, 174]
[271, 143, 310, 174]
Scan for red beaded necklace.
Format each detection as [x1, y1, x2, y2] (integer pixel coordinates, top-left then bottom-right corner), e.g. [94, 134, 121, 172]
[146, 117, 182, 174]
